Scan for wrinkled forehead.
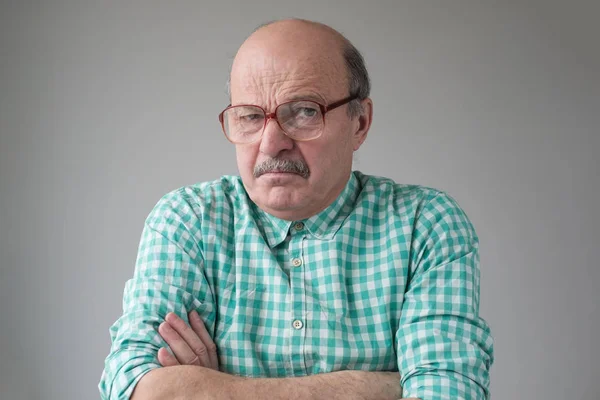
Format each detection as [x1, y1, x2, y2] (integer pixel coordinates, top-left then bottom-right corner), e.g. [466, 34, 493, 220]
[230, 35, 347, 105]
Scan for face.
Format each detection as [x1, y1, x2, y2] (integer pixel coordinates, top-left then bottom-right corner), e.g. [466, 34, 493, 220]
[229, 22, 372, 221]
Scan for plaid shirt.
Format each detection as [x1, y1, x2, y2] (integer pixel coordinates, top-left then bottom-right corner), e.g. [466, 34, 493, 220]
[99, 171, 494, 399]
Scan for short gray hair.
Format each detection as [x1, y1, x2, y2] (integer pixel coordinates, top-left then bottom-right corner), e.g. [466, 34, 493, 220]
[343, 41, 370, 118]
[226, 20, 371, 119]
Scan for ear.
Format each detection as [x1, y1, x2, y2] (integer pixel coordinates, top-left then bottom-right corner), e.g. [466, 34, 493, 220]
[352, 97, 373, 151]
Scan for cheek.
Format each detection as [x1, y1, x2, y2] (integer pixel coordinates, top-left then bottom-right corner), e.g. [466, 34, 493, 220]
[235, 145, 258, 178]
[303, 136, 350, 177]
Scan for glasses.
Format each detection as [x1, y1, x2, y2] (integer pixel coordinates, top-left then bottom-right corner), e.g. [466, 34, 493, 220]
[218, 95, 358, 144]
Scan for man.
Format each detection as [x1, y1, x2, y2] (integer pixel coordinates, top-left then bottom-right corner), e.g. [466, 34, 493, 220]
[100, 19, 494, 400]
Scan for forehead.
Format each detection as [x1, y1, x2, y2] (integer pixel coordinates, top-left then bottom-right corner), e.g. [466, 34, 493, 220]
[230, 27, 347, 105]
[235, 59, 341, 101]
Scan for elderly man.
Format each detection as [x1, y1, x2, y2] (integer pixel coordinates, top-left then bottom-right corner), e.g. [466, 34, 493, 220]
[100, 19, 493, 400]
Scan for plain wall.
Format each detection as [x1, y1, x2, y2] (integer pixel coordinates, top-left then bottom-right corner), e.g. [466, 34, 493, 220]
[1, 1, 598, 399]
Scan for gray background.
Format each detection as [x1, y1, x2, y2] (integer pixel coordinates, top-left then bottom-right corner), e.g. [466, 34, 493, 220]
[1, 1, 598, 399]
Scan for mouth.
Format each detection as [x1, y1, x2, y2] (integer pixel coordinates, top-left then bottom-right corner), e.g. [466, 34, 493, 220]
[263, 170, 298, 174]
[259, 171, 302, 178]
[257, 171, 306, 184]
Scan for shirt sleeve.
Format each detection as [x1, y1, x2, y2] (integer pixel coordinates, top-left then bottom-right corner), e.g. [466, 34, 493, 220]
[396, 192, 494, 400]
[99, 192, 215, 400]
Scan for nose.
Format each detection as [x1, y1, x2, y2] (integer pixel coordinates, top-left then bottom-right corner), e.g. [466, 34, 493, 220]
[259, 114, 294, 157]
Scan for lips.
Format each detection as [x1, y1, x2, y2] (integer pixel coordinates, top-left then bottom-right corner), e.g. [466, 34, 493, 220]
[260, 170, 299, 177]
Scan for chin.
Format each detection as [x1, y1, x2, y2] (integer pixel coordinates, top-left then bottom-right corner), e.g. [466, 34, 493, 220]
[254, 189, 303, 214]
[264, 197, 301, 212]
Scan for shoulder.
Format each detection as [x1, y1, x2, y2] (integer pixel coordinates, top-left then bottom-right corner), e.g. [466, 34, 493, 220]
[145, 175, 248, 225]
[354, 171, 447, 212]
[353, 171, 475, 235]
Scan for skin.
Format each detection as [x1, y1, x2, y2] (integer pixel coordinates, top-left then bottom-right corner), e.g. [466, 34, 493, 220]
[230, 20, 373, 221]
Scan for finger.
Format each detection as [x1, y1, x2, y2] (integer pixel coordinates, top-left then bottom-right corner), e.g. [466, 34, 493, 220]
[157, 347, 179, 367]
[189, 310, 219, 370]
[158, 321, 200, 366]
[165, 312, 212, 367]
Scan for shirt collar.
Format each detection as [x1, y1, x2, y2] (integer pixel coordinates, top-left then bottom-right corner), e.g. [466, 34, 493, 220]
[251, 172, 361, 247]
[252, 204, 292, 248]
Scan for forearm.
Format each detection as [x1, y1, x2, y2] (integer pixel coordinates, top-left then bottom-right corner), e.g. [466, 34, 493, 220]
[244, 369, 401, 400]
[131, 366, 402, 400]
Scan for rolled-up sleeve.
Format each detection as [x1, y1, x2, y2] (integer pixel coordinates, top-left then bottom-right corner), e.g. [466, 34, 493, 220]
[397, 192, 494, 399]
[99, 192, 214, 400]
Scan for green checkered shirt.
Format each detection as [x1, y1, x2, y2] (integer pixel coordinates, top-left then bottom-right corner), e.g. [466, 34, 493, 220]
[99, 171, 494, 399]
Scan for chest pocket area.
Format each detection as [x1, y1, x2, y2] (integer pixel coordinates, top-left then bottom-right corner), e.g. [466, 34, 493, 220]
[213, 285, 267, 344]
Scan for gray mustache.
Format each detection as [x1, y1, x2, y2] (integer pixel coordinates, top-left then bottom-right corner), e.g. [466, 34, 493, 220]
[253, 158, 310, 179]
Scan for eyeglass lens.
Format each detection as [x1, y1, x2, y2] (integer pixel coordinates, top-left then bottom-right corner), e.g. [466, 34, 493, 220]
[222, 101, 323, 143]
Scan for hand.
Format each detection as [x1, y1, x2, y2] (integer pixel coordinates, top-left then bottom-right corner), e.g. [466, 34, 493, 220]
[157, 310, 219, 370]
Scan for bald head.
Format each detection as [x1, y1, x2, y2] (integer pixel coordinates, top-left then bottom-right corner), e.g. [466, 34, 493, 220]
[229, 19, 370, 117]
[245, 19, 349, 57]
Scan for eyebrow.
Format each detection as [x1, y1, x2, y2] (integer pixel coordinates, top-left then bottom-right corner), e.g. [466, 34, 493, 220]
[230, 94, 327, 109]
[286, 94, 327, 103]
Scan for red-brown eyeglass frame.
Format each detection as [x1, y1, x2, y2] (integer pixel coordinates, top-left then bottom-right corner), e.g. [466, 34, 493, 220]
[218, 94, 359, 144]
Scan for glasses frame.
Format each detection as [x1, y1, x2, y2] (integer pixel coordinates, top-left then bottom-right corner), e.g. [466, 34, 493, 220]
[218, 94, 359, 144]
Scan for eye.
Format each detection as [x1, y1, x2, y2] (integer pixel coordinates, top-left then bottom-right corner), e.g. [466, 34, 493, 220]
[288, 102, 320, 120]
[239, 113, 264, 122]
[296, 107, 318, 118]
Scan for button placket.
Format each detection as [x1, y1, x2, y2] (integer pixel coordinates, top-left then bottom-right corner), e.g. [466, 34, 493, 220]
[288, 222, 307, 374]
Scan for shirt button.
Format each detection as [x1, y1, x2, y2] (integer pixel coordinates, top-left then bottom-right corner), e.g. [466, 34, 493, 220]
[294, 222, 304, 231]
[292, 319, 304, 330]
[292, 258, 302, 267]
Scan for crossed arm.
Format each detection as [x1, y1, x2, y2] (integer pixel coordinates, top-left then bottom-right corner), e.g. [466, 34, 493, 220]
[133, 366, 406, 400]
[130, 311, 413, 400]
